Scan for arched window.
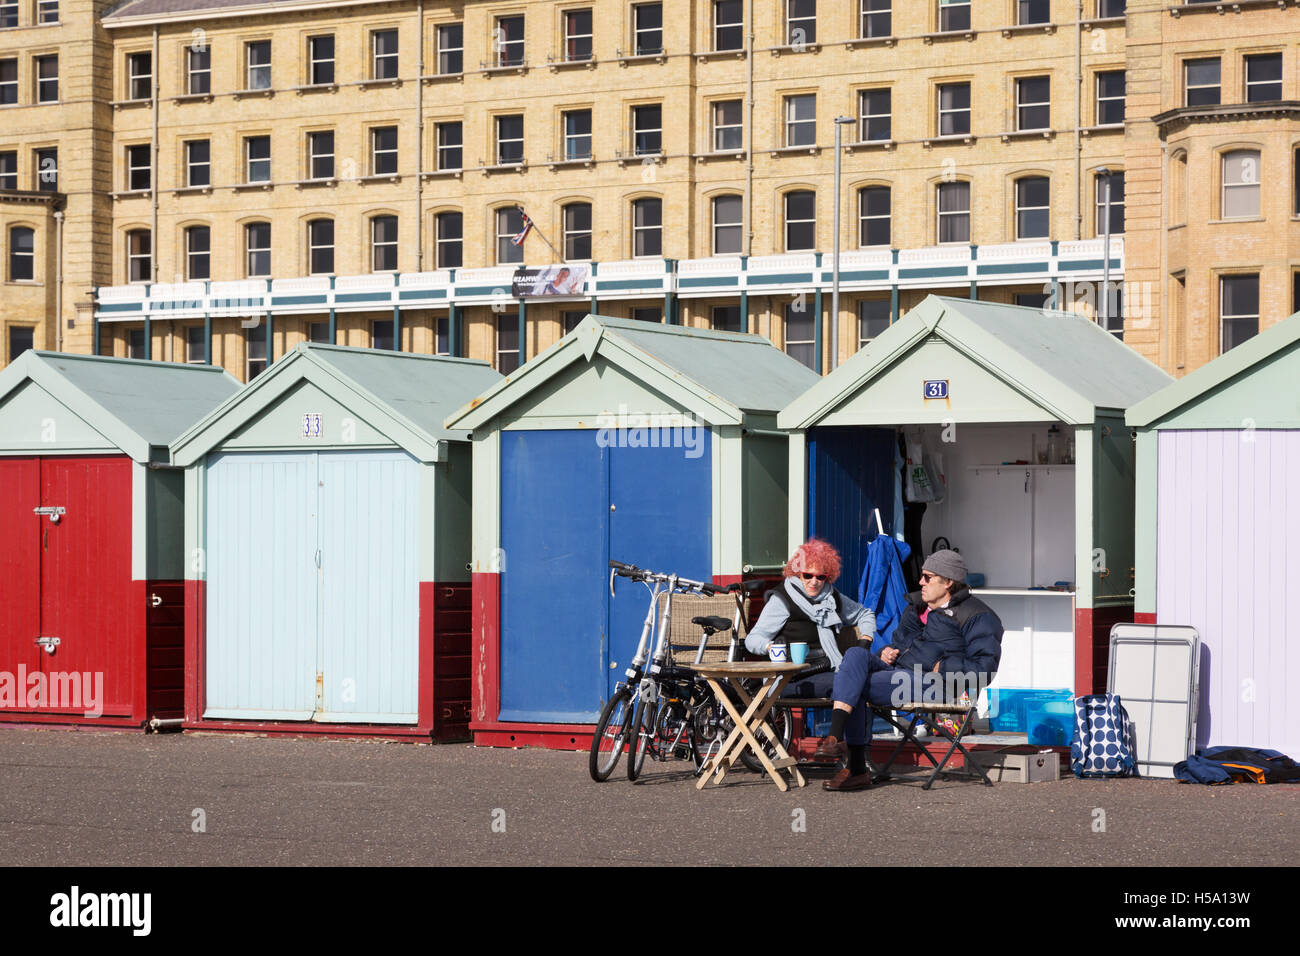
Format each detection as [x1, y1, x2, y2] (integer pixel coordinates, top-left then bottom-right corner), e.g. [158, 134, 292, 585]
[1222, 150, 1260, 220]
[712, 195, 742, 254]
[563, 202, 592, 260]
[496, 207, 524, 264]
[245, 222, 271, 277]
[126, 228, 151, 283]
[857, 186, 890, 247]
[8, 225, 34, 281]
[631, 198, 662, 257]
[371, 214, 398, 272]
[307, 218, 334, 274]
[435, 212, 462, 268]
[936, 181, 970, 243]
[185, 225, 210, 280]
[784, 189, 815, 251]
[1014, 177, 1050, 239]
[1095, 170, 1124, 236]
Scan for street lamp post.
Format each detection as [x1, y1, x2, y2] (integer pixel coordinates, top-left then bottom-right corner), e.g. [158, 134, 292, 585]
[1098, 166, 1111, 332]
[831, 115, 855, 371]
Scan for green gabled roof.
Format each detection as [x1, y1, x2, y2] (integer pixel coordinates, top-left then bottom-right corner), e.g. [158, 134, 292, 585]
[0, 351, 241, 461]
[170, 344, 502, 466]
[779, 295, 1172, 429]
[445, 314, 821, 431]
[1127, 311, 1300, 429]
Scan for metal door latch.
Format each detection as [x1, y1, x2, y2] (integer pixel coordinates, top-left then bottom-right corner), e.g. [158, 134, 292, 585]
[151, 594, 164, 607]
[35, 636, 60, 653]
[33, 506, 65, 524]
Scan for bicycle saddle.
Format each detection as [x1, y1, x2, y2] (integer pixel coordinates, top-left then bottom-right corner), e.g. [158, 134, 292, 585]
[691, 616, 733, 632]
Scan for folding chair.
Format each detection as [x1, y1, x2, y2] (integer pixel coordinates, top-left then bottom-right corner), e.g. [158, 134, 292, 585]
[870, 700, 993, 789]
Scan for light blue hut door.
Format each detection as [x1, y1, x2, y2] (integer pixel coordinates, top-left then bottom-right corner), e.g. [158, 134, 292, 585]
[204, 452, 319, 720]
[316, 451, 420, 724]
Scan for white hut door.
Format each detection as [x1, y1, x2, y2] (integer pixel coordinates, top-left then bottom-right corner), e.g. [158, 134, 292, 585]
[316, 451, 420, 724]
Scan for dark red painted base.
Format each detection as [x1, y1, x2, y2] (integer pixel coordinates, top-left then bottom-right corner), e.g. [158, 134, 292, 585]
[0, 578, 183, 730]
[185, 577, 469, 740]
[1134, 612, 1157, 625]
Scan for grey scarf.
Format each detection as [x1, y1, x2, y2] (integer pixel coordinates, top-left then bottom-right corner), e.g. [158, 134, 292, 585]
[784, 576, 846, 670]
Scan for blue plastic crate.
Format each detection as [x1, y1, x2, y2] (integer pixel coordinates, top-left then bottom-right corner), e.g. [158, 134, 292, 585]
[989, 688, 1073, 732]
[1026, 699, 1075, 746]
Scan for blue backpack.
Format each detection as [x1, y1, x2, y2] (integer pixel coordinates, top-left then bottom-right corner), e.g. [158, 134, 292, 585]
[1070, 694, 1137, 778]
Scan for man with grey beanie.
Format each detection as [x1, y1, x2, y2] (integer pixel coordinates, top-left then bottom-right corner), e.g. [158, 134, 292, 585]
[815, 548, 1003, 791]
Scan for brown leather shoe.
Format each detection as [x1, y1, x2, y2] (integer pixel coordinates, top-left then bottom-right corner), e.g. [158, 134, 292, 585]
[823, 768, 874, 792]
[812, 735, 846, 761]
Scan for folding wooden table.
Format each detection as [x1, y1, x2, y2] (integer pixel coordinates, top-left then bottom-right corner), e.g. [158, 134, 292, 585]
[689, 661, 806, 792]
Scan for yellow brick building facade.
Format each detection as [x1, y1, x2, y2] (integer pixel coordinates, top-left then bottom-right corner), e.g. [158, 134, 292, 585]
[2, 0, 1298, 380]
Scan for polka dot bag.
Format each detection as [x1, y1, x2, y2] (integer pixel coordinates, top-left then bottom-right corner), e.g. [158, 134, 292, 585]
[1069, 694, 1137, 778]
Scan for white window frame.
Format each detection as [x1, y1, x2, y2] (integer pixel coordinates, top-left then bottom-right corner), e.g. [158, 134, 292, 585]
[784, 190, 816, 251]
[495, 14, 525, 68]
[714, 0, 743, 51]
[1017, 0, 1050, 25]
[860, 0, 890, 39]
[0, 150, 16, 190]
[308, 218, 334, 275]
[35, 53, 58, 103]
[858, 88, 890, 142]
[712, 99, 742, 152]
[1016, 76, 1050, 131]
[632, 3, 663, 56]
[437, 22, 463, 75]
[857, 298, 891, 347]
[712, 194, 742, 254]
[1219, 274, 1259, 354]
[563, 109, 591, 160]
[937, 82, 970, 136]
[371, 29, 399, 80]
[1244, 53, 1282, 103]
[246, 322, 267, 379]
[632, 103, 662, 156]
[0, 57, 17, 105]
[786, 0, 816, 46]
[784, 301, 816, 370]
[246, 40, 271, 91]
[632, 197, 662, 258]
[37, 0, 59, 24]
[1184, 57, 1220, 107]
[496, 207, 524, 264]
[371, 215, 398, 272]
[437, 121, 462, 170]
[185, 325, 207, 364]
[371, 126, 398, 175]
[784, 93, 816, 147]
[185, 225, 210, 280]
[245, 221, 271, 277]
[187, 45, 211, 95]
[1015, 176, 1050, 239]
[8, 225, 34, 281]
[127, 51, 152, 101]
[34, 146, 57, 191]
[936, 180, 970, 244]
[496, 114, 524, 165]
[1221, 150, 1261, 220]
[495, 314, 521, 372]
[436, 211, 462, 268]
[1095, 170, 1124, 236]
[563, 202, 592, 260]
[127, 229, 151, 283]
[126, 143, 151, 191]
[858, 185, 890, 247]
[308, 34, 334, 85]
[308, 130, 334, 180]
[1095, 70, 1124, 126]
[185, 139, 210, 187]
[245, 135, 270, 183]
[563, 8, 593, 62]
[939, 0, 970, 32]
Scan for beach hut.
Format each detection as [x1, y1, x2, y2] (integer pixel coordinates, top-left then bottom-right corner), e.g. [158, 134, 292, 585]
[778, 295, 1172, 701]
[444, 314, 820, 748]
[169, 344, 501, 739]
[0, 353, 239, 727]
[1127, 314, 1300, 756]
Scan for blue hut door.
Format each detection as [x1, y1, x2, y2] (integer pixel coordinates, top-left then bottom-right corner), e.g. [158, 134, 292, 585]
[498, 429, 712, 724]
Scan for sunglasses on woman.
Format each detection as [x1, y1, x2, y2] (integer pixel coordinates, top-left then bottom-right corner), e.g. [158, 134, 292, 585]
[800, 572, 829, 582]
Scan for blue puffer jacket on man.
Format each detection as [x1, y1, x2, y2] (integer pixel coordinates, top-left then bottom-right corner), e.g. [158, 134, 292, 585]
[892, 586, 1003, 680]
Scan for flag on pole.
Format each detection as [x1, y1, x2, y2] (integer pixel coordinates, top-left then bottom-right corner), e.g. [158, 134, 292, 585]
[511, 210, 534, 246]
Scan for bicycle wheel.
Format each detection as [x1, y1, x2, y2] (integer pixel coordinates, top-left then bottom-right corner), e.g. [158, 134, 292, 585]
[690, 690, 727, 774]
[626, 694, 655, 781]
[588, 687, 633, 782]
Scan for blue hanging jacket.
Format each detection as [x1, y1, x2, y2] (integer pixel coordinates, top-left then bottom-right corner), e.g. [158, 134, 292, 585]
[856, 534, 912, 647]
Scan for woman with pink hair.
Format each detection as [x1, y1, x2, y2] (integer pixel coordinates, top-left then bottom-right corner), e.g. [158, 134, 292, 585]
[744, 538, 877, 790]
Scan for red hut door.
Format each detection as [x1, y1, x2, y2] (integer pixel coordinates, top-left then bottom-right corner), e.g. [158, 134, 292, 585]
[0, 458, 41, 707]
[35, 457, 134, 716]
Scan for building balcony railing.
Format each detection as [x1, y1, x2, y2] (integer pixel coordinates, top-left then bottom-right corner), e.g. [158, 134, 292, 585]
[94, 239, 1122, 322]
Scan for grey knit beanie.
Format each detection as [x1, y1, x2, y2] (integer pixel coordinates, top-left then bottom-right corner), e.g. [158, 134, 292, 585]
[923, 549, 967, 584]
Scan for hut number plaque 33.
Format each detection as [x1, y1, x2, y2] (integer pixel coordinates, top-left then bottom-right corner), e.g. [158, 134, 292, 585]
[303, 413, 323, 438]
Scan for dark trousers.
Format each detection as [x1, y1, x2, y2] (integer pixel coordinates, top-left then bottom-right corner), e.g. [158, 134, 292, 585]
[784, 647, 923, 747]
